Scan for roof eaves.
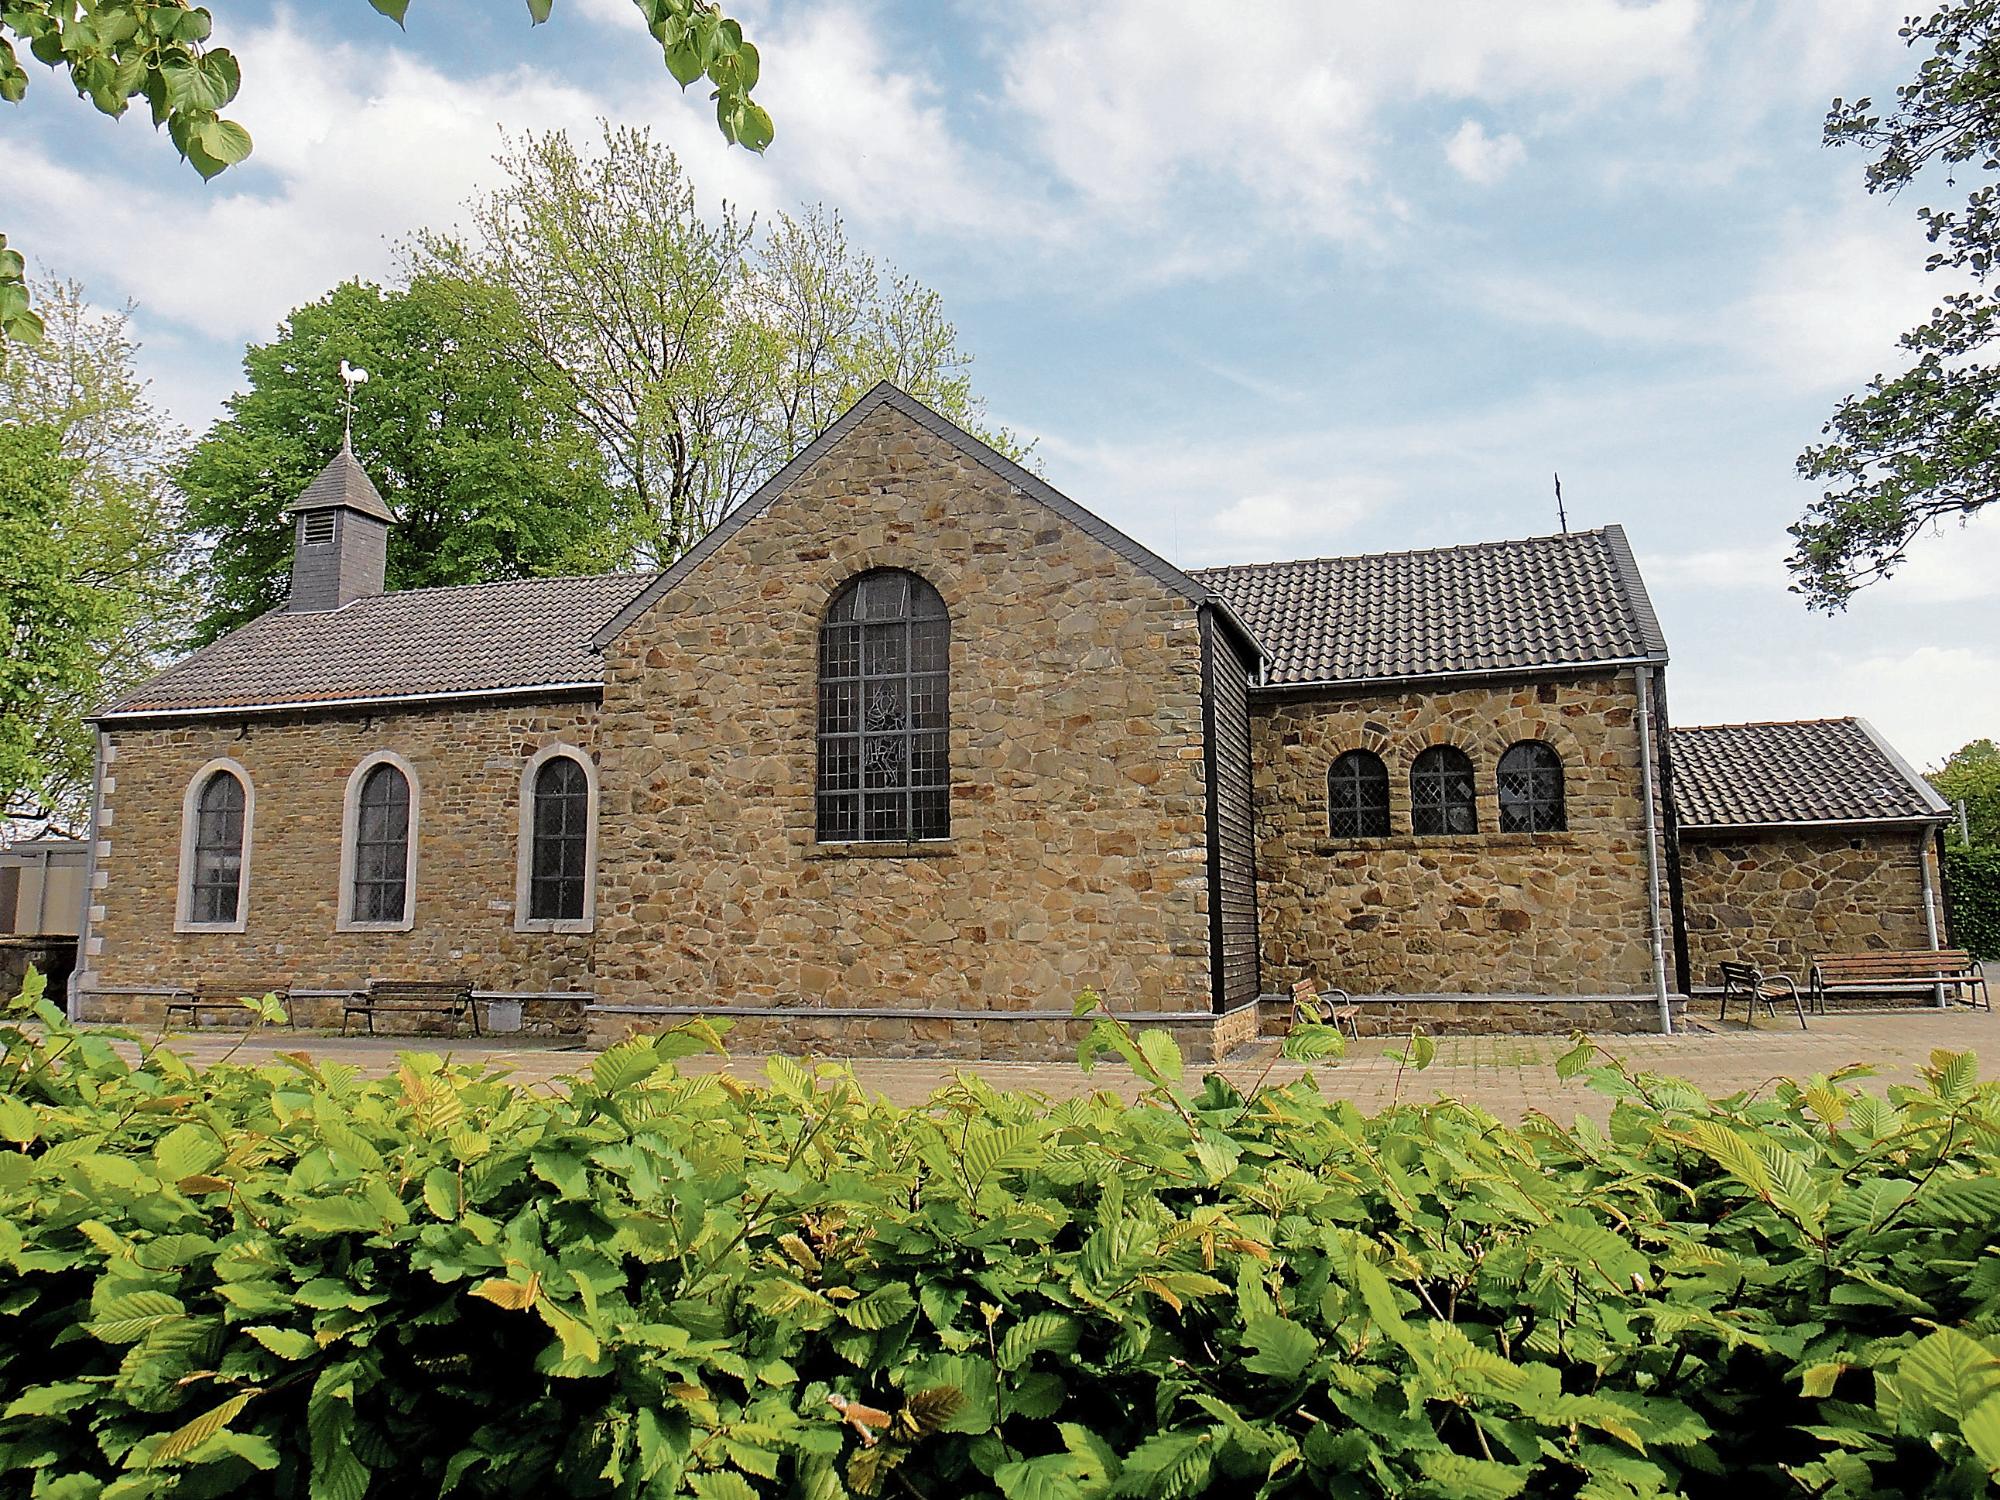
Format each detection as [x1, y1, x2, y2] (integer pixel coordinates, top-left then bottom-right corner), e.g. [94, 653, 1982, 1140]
[1251, 654, 1661, 695]
[92, 680, 604, 724]
[1678, 814, 1949, 833]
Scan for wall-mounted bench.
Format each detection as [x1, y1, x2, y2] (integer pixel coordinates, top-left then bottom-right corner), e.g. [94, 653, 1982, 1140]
[1808, 950, 1990, 1013]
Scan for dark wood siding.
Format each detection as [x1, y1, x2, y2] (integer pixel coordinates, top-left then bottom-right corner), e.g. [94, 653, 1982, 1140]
[1202, 610, 1260, 1013]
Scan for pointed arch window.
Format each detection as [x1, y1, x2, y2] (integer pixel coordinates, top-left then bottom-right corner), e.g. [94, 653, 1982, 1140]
[177, 761, 253, 931]
[818, 569, 949, 843]
[1411, 745, 1478, 835]
[1328, 750, 1390, 837]
[1498, 740, 1566, 833]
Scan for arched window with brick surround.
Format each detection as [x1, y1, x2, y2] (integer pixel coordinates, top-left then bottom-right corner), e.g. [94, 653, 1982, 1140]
[338, 752, 418, 930]
[1327, 750, 1390, 837]
[1498, 740, 1566, 833]
[1411, 745, 1478, 835]
[817, 569, 949, 843]
[516, 745, 598, 931]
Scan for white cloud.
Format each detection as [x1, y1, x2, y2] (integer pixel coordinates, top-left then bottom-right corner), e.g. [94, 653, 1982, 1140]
[1645, 543, 1792, 593]
[1444, 119, 1525, 184]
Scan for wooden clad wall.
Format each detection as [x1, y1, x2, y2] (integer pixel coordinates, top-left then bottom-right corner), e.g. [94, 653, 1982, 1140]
[1202, 610, 1261, 1012]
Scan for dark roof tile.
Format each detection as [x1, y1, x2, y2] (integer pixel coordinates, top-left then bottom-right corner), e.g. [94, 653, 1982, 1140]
[1192, 526, 1666, 687]
[1669, 718, 1948, 827]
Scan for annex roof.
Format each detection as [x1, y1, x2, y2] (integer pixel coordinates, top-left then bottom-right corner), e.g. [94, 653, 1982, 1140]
[1669, 718, 1950, 830]
[1191, 525, 1668, 689]
[97, 573, 651, 718]
[285, 442, 396, 524]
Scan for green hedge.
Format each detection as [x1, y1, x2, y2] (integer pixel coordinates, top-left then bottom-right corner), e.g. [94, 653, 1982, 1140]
[1945, 841, 2000, 960]
[3, 974, 1999, 1499]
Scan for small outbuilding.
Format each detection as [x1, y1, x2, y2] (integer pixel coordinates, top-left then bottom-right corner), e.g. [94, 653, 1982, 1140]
[1670, 718, 1952, 986]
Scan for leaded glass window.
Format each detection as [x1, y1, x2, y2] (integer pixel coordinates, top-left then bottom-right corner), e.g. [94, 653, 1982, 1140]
[1498, 740, 1566, 833]
[352, 763, 411, 922]
[1411, 745, 1478, 835]
[1328, 750, 1390, 837]
[817, 570, 949, 842]
[189, 771, 245, 923]
[529, 755, 590, 920]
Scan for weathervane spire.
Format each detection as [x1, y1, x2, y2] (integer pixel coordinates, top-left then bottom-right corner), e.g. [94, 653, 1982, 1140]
[338, 359, 369, 450]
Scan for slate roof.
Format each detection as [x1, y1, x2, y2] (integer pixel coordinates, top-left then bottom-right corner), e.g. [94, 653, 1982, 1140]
[1190, 525, 1668, 688]
[286, 443, 396, 523]
[99, 573, 651, 716]
[1669, 718, 1950, 829]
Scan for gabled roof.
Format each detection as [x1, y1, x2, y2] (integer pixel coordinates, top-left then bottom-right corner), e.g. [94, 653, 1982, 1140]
[286, 442, 396, 523]
[1669, 718, 1950, 829]
[98, 573, 650, 717]
[590, 382, 1263, 662]
[1191, 525, 1667, 688]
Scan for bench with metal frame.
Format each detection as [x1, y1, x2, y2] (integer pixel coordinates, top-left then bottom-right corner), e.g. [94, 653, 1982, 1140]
[1290, 976, 1361, 1040]
[1807, 949, 1991, 1013]
[1717, 961, 1807, 1030]
[340, 979, 480, 1037]
[163, 979, 295, 1030]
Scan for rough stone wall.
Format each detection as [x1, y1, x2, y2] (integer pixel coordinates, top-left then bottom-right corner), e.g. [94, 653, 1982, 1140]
[1679, 826, 1941, 984]
[80, 701, 600, 1018]
[1253, 672, 1666, 995]
[593, 402, 1216, 1017]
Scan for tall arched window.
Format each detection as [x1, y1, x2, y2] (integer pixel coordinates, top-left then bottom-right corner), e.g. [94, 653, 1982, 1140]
[1411, 745, 1478, 835]
[818, 569, 949, 842]
[528, 755, 590, 922]
[186, 768, 247, 925]
[1327, 750, 1390, 837]
[340, 755, 417, 929]
[1498, 740, 1566, 833]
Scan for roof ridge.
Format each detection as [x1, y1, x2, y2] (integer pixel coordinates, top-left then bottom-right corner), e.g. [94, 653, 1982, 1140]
[1186, 526, 1615, 576]
[1672, 717, 1860, 733]
[339, 569, 660, 603]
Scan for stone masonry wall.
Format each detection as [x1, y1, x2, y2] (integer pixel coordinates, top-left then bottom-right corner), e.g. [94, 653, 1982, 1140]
[1253, 673, 1667, 995]
[1680, 826, 1941, 985]
[80, 701, 600, 1026]
[593, 402, 1217, 1018]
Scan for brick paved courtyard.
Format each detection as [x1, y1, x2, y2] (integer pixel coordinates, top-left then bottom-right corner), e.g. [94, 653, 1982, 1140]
[110, 1006, 2000, 1126]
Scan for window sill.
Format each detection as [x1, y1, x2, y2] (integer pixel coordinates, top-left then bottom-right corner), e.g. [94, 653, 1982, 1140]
[513, 918, 595, 935]
[1311, 833, 1579, 855]
[336, 919, 416, 934]
[175, 919, 247, 935]
[808, 839, 957, 860]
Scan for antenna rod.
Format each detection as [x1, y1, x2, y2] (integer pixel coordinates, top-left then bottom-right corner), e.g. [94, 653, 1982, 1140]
[1554, 471, 1568, 533]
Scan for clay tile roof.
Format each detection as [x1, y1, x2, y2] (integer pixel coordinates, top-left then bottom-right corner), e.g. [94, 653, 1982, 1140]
[1669, 718, 1950, 828]
[285, 444, 397, 523]
[1190, 525, 1667, 688]
[100, 573, 653, 716]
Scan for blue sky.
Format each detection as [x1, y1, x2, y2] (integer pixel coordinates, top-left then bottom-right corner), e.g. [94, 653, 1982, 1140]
[11, 0, 1998, 763]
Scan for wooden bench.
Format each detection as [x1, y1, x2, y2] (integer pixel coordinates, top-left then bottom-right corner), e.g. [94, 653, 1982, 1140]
[163, 979, 294, 1030]
[1291, 976, 1360, 1039]
[1808, 950, 1991, 1014]
[1717, 961, 1806, 1030]
[341, 979, 480, 1037]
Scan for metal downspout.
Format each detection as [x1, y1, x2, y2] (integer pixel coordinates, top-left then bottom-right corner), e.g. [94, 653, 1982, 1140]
[1634, 666, 1672, 1034]
[1919, 828, 1944, 1008]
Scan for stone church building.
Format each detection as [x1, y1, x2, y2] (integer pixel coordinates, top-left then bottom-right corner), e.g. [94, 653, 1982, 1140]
[71, 385, 1953, 1056]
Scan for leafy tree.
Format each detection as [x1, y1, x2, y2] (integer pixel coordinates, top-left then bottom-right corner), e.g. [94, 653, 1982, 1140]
[179, 275, 625, 645]
[1932, 736, 2000, 845]
[0, 0, 767, 348]
[1794, 1, 2000, 609]
[0, 277, 188, 832]
[415, 123, 1023, 565]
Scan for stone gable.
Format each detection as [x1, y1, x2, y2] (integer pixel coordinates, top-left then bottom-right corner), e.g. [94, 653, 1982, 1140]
[591, 403, 1219, 1018]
